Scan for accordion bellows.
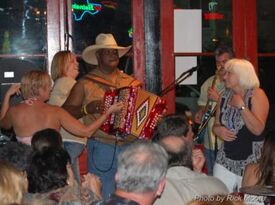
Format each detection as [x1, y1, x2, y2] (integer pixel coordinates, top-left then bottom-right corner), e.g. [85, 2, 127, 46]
[101, 87, 166, 139]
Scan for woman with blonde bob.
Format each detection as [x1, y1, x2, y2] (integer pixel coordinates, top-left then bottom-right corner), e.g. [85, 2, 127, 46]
[50, 50, 79, 82]
[0, 160, 28, 204]
[48, 50, 85, 183]
[0, 70, 122, 145]
[213, 59, 269, 192]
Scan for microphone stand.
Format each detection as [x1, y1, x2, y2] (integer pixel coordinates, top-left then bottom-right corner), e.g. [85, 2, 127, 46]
[159, 66, 198, 97]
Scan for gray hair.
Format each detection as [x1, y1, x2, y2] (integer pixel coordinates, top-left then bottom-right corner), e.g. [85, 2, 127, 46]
[224, 58, 260, 89]
[116, 141, 168, 193]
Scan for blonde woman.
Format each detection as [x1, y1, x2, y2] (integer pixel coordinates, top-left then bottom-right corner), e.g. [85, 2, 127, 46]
[0, 70, 122, 145]
[48, 50, 85, 183]
[0, 160, 28, 204]
[213, 59, 269, 192]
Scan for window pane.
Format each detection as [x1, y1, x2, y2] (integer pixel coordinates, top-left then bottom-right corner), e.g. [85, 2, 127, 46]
[72, 0, 132, 54]
[258, 57, 275, 130]
[0, 57, 46, 103]
[176, 56, 216, 114]
[72, 0, 132, 73]
[258, 57, 275, 104]
[174, 0, 232, 52]
[0, 0, 47, 54]
[257, 1, 275, 53]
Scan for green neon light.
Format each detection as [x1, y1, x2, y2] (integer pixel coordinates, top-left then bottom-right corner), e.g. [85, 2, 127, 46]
[128, 27, 133, 38]
[72, 1, 102, 21]
[72, 3, 96, 11]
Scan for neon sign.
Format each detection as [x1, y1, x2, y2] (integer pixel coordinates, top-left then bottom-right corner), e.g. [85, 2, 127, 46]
[204, 0, 224, 21]
[128, 27, 133, 38]
[72, 1, 102, 21]
[204, 12, 224, 20]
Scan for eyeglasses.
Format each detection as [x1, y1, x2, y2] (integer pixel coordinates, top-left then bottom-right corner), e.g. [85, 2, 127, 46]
[99, 49, 119, 56]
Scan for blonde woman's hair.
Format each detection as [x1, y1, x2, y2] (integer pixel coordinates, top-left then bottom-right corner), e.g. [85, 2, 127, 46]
[0, 160, 28, 204]
[51, 51, 72, 81]
[21, 70, 52, 99]
[224, 59, 260, 89]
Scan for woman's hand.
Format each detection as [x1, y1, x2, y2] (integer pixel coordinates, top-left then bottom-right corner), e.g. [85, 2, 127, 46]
[213, 125, 237, 141]
[6, 83, 21, 97]
[106, 102, 123, 115]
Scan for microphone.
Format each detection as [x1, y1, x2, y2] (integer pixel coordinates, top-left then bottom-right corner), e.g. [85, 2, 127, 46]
[159, 65, 199, 96]
[177, 66, 199, 79]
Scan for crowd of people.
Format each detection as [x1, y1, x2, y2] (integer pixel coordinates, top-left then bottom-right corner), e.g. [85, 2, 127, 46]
[0, 33, 274, 205]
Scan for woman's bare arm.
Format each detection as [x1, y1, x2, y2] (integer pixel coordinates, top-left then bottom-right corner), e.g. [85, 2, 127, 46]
[0, 84, 20, 120]
[230, 88, 269, 136]
[59, 102, 123, 137]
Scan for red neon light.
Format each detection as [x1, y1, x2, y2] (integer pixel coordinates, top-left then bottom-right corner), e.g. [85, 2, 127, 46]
[203, 12, 224, 20]
[94, 5, 101, 11]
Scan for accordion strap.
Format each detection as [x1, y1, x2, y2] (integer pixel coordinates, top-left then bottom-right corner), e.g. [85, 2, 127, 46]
[84, 73, 141, 88]
[84, 74, 117, 88]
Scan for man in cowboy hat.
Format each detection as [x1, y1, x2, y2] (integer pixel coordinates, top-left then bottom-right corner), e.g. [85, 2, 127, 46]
[63, 33, 141, 199]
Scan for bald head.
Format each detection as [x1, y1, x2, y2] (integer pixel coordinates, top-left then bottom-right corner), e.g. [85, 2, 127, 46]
[159, 136, 193, 169]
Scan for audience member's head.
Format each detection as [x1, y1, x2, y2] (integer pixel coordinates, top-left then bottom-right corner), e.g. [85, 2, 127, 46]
[0, 141, 32, 171]
[0, 160, 28, 204]
[31, 128, 63, 153]
[115, 141, 168, 203]
[153, 114, 195, 170]
[20, 70, 52, 99]
[27, 147, 71, 193]
[257, 130, 275, 187]
[152, 114, 193, 143]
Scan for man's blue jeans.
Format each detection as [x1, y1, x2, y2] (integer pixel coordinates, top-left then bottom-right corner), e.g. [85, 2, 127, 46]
[87, 139, 128, 199]
[64, 141, 85, 183]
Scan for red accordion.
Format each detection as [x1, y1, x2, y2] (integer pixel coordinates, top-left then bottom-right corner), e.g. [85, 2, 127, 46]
[101, 87, 166, 139]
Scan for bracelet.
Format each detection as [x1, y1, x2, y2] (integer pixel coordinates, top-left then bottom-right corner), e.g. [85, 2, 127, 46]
[82, 104, 89, 115]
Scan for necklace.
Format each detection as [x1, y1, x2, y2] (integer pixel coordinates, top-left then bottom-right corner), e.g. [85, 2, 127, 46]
[23, 97, 37, 105]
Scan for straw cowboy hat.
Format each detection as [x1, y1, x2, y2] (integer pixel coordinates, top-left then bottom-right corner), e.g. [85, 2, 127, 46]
[82, 33, 132, 65]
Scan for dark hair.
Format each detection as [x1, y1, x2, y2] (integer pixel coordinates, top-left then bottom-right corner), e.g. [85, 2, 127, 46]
[152, 114, 189, 142]
[0, 142, 32, 171]
[257, 130, 275, 186]
[215, 44, 234, 59]
[31, 128, 62, 153]
[152, 114, 193, 169]
[27, 148, 70, 193]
